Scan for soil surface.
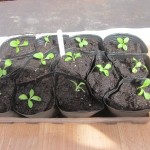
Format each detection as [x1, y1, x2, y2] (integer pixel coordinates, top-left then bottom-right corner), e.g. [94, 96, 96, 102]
[0, 78, 15, 113]
[35, 35, 67, 53]
[14, 75, 54, 115]
[87, 59, 119, 99]
[56, 75, 103, 111]
[104, 37, 142, 53]
[65, 36, 102, 53]
[55, 50, 94, 79]
[108, 82, 150, 111]
[0, 36, 35, 59]
[111, 56, 148, 78]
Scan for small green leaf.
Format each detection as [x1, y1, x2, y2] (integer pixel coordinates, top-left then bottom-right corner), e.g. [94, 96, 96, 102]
[133, 57, 138, 63]
[104, 70, 109, 76]
[79, 42, 84, 48]
[139, 79, 150, 89]
[33, 52, 44, 59]
[117, 38, 123, 44]
[0, 68, 3, 77]
[16, 47, 20, 53]
[45, 53, 55, 60]
[44, 36, 50, 43]
[19, 94, 28, 100]
[65, 57, 72, 62]
[75, 37, 81, 42]
[144, 92, 150, 100]
[16, 39, 20, 45]
[66, 52, 73, 57]
[28, 100, 33, 108]
[104, 64, 112, 70]
[118, 43, 123, 49]
[132, 67, 137, 73]
[138, 89, 144, 96]
[123, 44, 127, 51]
[136, 62, 142, 67]
[124, 37, 129, 43]
[4, 59, 12, 68]
[96, 64, 102, 69]
[143, 65, 148, 72]
[10, 40, 19, 47]
[31, 96, 41, 101]
[41, 60, 46, 65]
[29, 89, 34, 98]
[20, 41, 29, 46]
[82, 39, 88, 45]
[2, 70, 7, 76]
[74, 53, 81, 59]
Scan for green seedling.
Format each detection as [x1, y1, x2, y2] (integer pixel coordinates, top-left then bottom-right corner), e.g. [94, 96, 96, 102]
[64, 52, 81, 62]
[0, 59, 12, 78]
[70, 80, 85, 92]
[117, 37, 129, 51]
[75, 37, 88, 48]
[19, 89, 41, 108]
[137, 78, 150, 100]
[10, 39, 29, 54]
[33, 52, 55, 65]
[132, 57, 148, 74]
[44, 35, 51, 46]
[96, 63, 112, 76]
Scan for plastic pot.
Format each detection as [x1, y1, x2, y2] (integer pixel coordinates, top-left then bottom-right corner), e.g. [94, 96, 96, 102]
[55, 73, 104, 118]
[103, 33, 148, 54]
[0, 35, 36, 59]
[108, 54, 150, 79]
[103, 79, 150, 117]
[65, 34, 104, 54]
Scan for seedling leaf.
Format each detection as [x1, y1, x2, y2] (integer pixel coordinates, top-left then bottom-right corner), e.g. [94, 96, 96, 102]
[144, 92, 150, 100]
[65, 57, 72, 61]
[41, 60, 46, 65]
[33, 52, 44, 59]
[138, 88, 144, 96]
[31, 96, 42, 101]
[66, 52, 73, 57]
[104, 64, 111, 69]
[2, 70, 7, 76]
[20, 41, 28, 46]
[124, 37, 129, 43]
[117, 38, 123, 44]
[19, 94, 28, 100]
[123, 44, 127, 51]
[45, 53, 55, 59]
[29, 89, 34, 98]
[79, 42, 84, 48]
[75, 37, 81, 42]
[4, 59, 12, 68]
[28, 100, 33, 108]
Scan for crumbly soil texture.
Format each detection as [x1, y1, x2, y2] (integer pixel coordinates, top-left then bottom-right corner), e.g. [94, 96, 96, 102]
[87, 59, 119, 99]
[0, 78, 15, 113]
[14, 75, 54, 115]
[104, 36, 143, 53]
[65, 36, 102, 53]
[108, 82, 150, 111]
[0, 36, 35, 59]
[55, 50, 94, 79]
[56, 75, 103, 111]
[111, 57, 148, 78]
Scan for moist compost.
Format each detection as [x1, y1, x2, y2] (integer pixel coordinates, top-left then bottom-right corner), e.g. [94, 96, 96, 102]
[56, 75, 102, 111]
[87, 60, 119, 99]
[0, 78, 15, 113]
[0, 36, 35, 59]
[108, 82, 150, 111]
[111, 57, 148, 78]
[65, 36, 102, 52]
[55, 51, 94, 79]
[14, 75, 54, 115]
[104, 37, 142, 53]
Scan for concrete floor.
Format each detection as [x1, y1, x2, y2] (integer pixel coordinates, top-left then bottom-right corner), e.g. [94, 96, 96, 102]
[0, 0, 150, 36]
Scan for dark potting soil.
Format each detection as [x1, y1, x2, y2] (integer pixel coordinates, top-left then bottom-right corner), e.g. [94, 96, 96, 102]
[104, 38, 142, 53]
[0, 36, 35, 59]
[108, 82, 150, 111]
[0, 78, 15, 113]
[87, 60, 119, 99]
[55, 51, 94, 79]
[16, 57, 53, 84]
[14, 75, 54, 115]
[65, 37, 102, 52]
[0, 57, 28, 79]
[35, 36, 66, 53]
[56, 75, 102, 111]
[111, 57, 148, 78]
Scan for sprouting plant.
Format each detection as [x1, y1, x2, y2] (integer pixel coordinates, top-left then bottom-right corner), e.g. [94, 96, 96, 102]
[33, 52, 55, 65]
[19, 89, 41, 108]
[75, 37, 88, 48]
[44, 35, 51, 46]
[132, 57, 148, 74]
[70, 80, 85, 92]
[117, 37, 129, 51]
[137, 78, 150, 100]
[0, 59, 12, 78]
[96, 63, 112, 76]
[64, 52, 81, 62]
[10, 39, 29, 54]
